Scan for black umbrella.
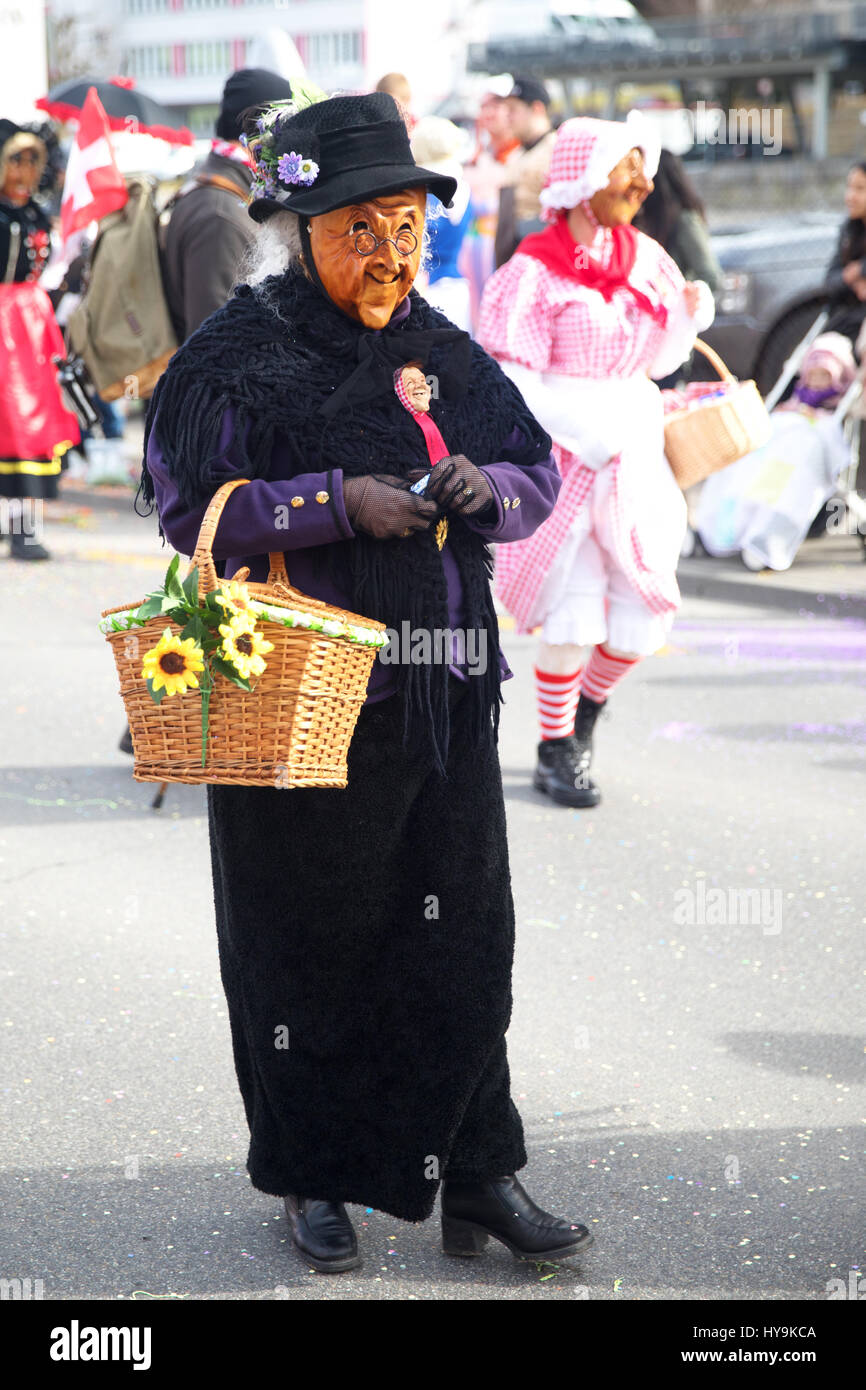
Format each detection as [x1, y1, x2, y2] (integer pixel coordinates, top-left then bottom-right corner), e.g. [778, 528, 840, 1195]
[36, 75, 193, 147]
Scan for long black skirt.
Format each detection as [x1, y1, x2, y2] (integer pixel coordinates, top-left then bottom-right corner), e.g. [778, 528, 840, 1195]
[206, 674, 527, 1223]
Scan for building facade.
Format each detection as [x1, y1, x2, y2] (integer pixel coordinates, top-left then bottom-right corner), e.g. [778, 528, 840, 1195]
[46, 0, 463, 135]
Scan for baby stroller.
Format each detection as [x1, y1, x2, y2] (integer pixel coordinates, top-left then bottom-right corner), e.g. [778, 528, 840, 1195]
[694, 316, 866, 570]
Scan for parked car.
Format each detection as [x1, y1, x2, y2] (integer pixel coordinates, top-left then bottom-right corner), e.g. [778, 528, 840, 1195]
[699, 215, 840, 395]
[483, 0, 657, 50]
[550, 0, 658, 47]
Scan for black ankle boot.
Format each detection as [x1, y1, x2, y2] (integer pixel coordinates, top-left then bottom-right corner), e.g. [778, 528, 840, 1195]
[533, 736, 601, 807]
[283, 1194, 361, 1272]
[9, 529, 50, 561]
[572, 691, 606, 794]
[441, 1175, 593, 1262]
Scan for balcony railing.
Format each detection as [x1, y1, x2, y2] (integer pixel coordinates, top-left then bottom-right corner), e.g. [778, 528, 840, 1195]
[469, 5, 866, 73]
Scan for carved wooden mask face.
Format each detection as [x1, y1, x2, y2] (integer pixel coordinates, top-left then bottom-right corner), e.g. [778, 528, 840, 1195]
[307, 188, 426, 329]
[589, 147, 653, 227]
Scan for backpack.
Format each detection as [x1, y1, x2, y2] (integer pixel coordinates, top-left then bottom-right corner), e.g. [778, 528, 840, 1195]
[67, 171, 246, 403]
[67, 175, 176, 403]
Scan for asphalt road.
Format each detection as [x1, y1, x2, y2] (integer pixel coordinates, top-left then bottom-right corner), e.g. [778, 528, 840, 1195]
[1, 494, 863, 1305]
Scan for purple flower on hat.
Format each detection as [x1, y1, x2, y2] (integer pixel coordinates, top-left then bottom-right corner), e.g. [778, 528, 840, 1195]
[277, 151, 302, 183]
[277, 150, 319, 187]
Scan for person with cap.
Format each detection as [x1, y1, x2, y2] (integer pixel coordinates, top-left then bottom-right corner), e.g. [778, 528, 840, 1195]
[479, 114, 715, 807]
[161, 68, 298, 343]
[410, 116, 473, 332]
[494, 76, 557, 269]
[138, 91, 594, 1273]
[0, 119, 79, 561]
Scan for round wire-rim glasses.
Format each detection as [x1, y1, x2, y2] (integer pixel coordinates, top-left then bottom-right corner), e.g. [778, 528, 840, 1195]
[353, 228, 418, 257]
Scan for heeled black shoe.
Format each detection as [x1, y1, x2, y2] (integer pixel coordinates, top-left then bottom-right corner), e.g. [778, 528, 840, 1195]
[283, 1194, 361, 1273]
[441, 1174, 594, 1262]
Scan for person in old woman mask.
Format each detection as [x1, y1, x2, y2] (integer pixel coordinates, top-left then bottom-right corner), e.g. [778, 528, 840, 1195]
[139, 92, 594, 1274]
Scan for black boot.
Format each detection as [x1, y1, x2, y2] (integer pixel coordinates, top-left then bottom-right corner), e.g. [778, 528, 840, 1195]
[9, 528, 50, 561]
[118, 725, 134, 756]
[441, 1174, 593, 1262]
[533, 735, 601, 807]
[573, 692, 605, 767]
[283, 1194, 361, 1272]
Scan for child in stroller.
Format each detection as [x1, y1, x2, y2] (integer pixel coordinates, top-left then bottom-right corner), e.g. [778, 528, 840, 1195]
[692, 332, 858, 571]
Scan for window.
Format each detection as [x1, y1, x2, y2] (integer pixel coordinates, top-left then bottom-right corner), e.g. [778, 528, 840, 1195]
[306, 30, 362, 74]
[185, 40, 231, 76]
[127, 45, 172, 79]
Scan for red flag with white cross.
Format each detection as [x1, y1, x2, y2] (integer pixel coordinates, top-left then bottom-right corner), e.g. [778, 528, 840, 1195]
[60, 87, 128, 246]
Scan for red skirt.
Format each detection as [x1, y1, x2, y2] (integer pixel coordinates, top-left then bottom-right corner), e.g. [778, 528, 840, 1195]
[0, 282, 80, 499]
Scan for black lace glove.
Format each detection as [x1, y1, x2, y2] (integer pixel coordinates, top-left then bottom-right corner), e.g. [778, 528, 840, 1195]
[407, 455, 496, 521]
[343, 473, 439, 540]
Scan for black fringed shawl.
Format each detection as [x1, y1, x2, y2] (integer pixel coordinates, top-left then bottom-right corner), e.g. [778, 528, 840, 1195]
[138, 266, 551, 774]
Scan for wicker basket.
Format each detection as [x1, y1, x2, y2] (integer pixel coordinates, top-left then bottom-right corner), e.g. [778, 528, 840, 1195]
[100, 478, 387, 788]
[664, 339, 772, 490]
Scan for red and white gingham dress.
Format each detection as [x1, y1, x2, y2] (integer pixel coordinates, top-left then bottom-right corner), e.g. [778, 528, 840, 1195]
[478, 226, 694, 649]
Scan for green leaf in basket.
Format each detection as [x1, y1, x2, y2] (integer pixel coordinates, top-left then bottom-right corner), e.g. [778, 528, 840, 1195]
[136, 594, 164, 621]
[160, 594, 187, 618]
[211, 653, 253, 692]
[182, 565, 200, 606]
[164, 554, 185, 602]
[179, 613, 208, 649]
[146, 676, 168, 706]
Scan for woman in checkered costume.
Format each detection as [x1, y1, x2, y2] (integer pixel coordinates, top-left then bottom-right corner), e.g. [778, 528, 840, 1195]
[478, 113, 715, 806]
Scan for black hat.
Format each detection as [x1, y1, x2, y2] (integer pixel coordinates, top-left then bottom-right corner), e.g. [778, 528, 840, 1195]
[507, 76, 551, 109]
[216, 68, 294, 142]
[246, 92, 456, 222]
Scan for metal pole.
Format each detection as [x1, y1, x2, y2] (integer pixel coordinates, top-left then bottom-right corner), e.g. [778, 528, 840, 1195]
[812, 65, 830, 159]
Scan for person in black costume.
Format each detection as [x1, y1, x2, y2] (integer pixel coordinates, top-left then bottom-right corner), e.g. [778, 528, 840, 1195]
[138, 92, 595, 1274]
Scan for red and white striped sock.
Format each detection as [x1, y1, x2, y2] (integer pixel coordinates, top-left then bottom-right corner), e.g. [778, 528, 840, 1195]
[535, 666, 582, 741]
[580, 644, 640, 704]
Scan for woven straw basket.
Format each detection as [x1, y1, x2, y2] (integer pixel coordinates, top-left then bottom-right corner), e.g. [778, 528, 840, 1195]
[664, 339, 772, 491]
[100, 478, 386, 788]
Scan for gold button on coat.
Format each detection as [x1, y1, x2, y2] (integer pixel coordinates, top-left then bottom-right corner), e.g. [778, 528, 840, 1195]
[512, 496, 521, 507]
[291, 495, 304, 507]
[315, 490, 329, 504]
[503, 497, 510, 509]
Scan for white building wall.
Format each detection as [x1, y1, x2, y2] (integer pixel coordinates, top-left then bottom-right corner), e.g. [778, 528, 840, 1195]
[45, 0, 470, 125]
[2, 0, 48, 119]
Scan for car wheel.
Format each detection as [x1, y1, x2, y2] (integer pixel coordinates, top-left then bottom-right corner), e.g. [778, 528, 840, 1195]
[754, 300, 828, 399]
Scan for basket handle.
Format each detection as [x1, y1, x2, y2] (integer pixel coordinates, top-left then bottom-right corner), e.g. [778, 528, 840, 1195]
[186, 478, 292, 597]
[692, 338, 737, 384]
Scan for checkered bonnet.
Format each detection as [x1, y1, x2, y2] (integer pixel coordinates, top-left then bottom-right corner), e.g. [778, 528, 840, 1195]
[539, 111, 660, 223]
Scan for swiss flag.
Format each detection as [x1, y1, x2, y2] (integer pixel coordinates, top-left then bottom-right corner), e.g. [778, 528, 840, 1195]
[60, 88, 128, 246]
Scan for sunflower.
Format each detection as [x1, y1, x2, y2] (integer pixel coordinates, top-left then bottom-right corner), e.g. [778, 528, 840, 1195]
[142, 628, 205, 697]
[219, 616, 274, 682]
[214, 579, 255, 621]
